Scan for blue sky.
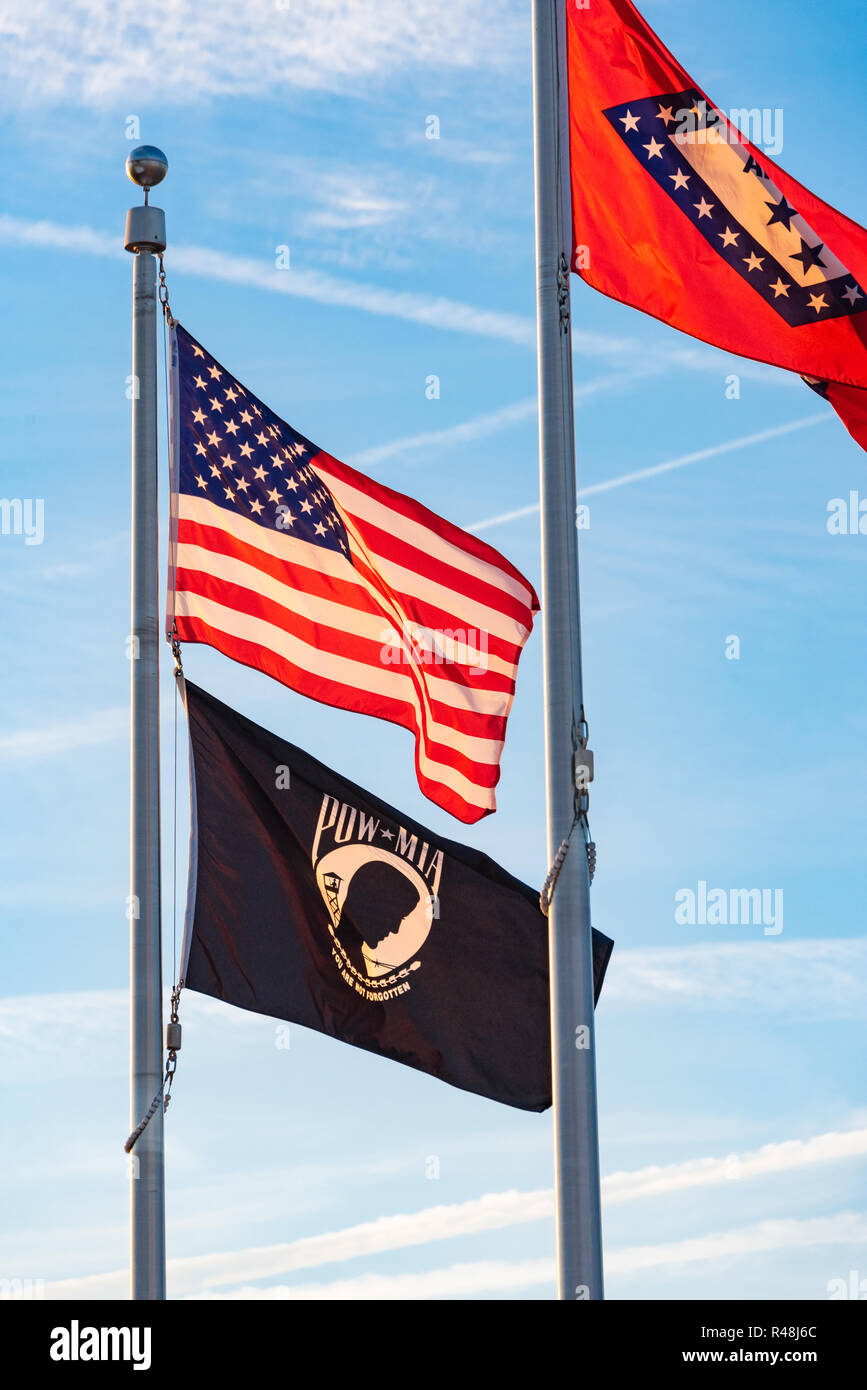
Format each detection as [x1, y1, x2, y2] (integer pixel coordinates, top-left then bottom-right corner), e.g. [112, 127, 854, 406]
[0, 0, 865, 1300]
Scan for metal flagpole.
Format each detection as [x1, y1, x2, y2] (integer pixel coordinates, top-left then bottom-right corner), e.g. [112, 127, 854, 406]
[531, 1, 604, 1298]
[124, 145, 169, 1301]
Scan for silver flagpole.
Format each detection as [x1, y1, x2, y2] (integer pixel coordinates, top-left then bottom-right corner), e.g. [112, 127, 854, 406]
[124, 146, 169, 1301]
[531, 2, 604, 1298]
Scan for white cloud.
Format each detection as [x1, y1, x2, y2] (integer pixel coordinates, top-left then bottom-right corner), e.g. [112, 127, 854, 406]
[2, 938, 864, 1084]
[604, 938, 867, 1019]
[350, 367, 664, 470]
[193, 1212, 867, 1297]
[0, 1, 522, 107]
[38, 1123, 867, 1297]
[0, 216, 536, 349]
[467, 413, 831, 531]
[604, 1129, 867, 1206]
[607, 1212, 867, 1277]
[0, 708, 128, 759]
[201, 1257, 554, 1300]
[350, 397, 539, 469]
[0, 215, 813, 382]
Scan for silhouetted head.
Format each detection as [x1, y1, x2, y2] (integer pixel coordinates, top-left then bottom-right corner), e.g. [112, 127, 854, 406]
[340, 859, 420, 968]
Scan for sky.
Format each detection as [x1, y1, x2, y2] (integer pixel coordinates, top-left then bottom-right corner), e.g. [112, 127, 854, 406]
[0, 0, 865, 1302]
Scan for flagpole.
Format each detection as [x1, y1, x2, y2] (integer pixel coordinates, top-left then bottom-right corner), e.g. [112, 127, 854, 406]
[125, 146, 169, 1301]
[531, 1, 604, 1298]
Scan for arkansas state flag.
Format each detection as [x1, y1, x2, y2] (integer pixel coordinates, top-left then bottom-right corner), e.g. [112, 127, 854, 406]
[566, 0, 867, 447]
[180, 681, 613, 1111]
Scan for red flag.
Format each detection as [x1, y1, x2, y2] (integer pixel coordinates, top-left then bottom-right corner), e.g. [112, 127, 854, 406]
[566, 0, 867, 439]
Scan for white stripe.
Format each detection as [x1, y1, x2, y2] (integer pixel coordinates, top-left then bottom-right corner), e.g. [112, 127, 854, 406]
[314, 461, 536, 611]
[175, 584, 508, 726]
[176, 540, 519, 683]
[175, 591, 503, 806]
[179, 493, 528, 650]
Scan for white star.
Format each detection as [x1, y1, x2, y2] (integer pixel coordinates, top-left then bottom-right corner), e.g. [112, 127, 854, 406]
[770, 277, 790, 298]
[743, 251, 765, 273]
[194, 441, 207, 457]
[256, 431, 269, 446]
[314, 521, 327, 536]
[842, 283, 863, 307]
[239, 442, 254, 459]
[808, 292, 828, 314]
[267, 487, 281, 503]
[235, 476, 250, 493]
[669, 169, 690, 190]
[300, 498, 313, 514]
[225, 386, 239, 403]
[207, 430, 221, 447]
[224, 419, 240, 436]
[271, 453, 284, 469]
[192, 408, 207, 425]
[192, 345, 205, 358]
[209, 462, 222, 479]
[718, 227, 739, 248]
[208, 365, 222, 381]
[694, 197, 714, 219]
[619, 110, 640, 133]
[193, 375, 207, 390]
[208, 396, 224, 413]
[249, 499, 264, 516]
[657, 105, 675, 126]
[195, 475, 207, 490]
[380, 828, 394, 841]
[643, 137, 664, 160]
[221, 453, 235, 469]
[286, 476, 299, 492]
[239, 410, 253, 425]
[253, 464, 267, 482]
[224, 486, 235, 501]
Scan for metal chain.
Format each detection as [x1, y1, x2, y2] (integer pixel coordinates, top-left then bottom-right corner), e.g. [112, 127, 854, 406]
[540, 706, 598, 914]
[157, 254, 174, 325]
[169, 619, 183, 673]
[557, 252, 571, 334]
[124, 981, 183, 1154]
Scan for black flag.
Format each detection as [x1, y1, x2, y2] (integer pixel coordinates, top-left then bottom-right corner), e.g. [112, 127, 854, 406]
[180, 681, 613, 1112]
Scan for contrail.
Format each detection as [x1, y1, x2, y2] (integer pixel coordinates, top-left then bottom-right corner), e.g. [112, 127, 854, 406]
[467, 411, 831, 532]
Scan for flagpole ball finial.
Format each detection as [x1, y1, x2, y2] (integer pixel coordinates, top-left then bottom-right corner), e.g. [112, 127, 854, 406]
[124, 147, 168, 254]
[126, 145, 168, 193]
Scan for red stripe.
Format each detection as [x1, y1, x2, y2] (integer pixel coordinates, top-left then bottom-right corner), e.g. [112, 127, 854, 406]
[344, 514, 535, 630]
[178, 516, 520, 689]
[347, 547, 525, 671]
[175, 615, 496, 823]
[174, 606, 502, 787]
[313, 448, 541, 608]
[176, 567, 512, 735]
[178, 517, 379, 620]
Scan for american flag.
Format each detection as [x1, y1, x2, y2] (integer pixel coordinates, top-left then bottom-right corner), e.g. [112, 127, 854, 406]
[168, 324, 539, 823]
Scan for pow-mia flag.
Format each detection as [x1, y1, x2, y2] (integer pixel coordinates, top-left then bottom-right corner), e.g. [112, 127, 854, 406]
[180, 682, 613, 1111]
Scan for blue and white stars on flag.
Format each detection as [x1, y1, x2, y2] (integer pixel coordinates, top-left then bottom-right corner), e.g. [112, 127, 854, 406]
[167, 324, 539, 823]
